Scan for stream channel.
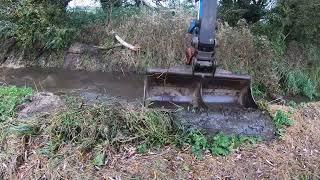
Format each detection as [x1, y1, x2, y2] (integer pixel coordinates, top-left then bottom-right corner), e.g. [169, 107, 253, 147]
[0, 67, 276, 139]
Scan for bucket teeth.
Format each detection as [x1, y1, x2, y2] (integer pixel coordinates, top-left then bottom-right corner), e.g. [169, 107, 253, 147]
[144, 66, 257, 109]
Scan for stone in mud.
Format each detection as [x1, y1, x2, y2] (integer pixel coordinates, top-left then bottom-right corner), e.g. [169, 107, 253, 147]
[17, 92, 65, 119]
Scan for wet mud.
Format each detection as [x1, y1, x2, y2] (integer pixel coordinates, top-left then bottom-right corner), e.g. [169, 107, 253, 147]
[175, 109, 275, 140]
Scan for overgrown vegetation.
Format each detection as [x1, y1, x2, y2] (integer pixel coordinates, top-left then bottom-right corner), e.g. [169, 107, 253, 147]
[187, 132, 260, 158]
[0, 86, 32, 122]
[0, 0, 75, 49]
[0, 85, 319, 178]
[1, 0, 319, 99]
[0, 86, 266, 175]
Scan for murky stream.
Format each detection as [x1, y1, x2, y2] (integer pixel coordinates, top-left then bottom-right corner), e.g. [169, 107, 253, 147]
[0, 67, 144, 102]
[0, 67, 276, 139]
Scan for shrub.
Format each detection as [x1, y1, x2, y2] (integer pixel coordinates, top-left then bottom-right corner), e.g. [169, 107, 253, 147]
[273, 110, 294, 136]
[286, 70, 317, 100]
[0, 0, 75, 49]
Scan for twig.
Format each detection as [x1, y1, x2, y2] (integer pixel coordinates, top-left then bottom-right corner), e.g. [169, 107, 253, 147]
[112, 32, 141, 52]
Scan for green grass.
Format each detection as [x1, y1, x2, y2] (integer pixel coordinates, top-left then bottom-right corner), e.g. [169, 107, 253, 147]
[273, 110, 294, 136]
[0, 86, 33, 122]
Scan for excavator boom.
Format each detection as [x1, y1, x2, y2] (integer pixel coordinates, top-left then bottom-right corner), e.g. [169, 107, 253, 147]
[144, 0, 257, 110]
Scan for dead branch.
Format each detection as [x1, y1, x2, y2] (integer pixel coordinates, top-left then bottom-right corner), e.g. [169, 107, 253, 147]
[112, 32, 141, 51]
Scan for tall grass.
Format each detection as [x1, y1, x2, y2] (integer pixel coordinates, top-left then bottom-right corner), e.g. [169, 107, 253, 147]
[216, 22, 281, 94]
[83, 9, 191, 71]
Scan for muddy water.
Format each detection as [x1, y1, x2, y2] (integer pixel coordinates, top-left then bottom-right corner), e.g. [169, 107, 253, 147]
[0, 67, 144, 102]
[0, 67, 275, 139]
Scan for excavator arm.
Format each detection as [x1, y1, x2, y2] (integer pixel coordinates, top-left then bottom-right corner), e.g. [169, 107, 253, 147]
[144, 0, 257, 110]
[190, 0, 218, 74]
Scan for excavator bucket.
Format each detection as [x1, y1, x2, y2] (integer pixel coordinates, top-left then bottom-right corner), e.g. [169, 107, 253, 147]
[144, 66, 257, 110]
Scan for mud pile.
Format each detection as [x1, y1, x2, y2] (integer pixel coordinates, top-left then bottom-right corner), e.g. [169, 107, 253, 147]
[176, 109, 275, 139]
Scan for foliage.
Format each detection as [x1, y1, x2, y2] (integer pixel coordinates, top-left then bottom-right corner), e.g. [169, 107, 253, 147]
[186, 131, 260, 158]
[7, 123, 39, 136]
[286, 70, 317, 100]
[100, 0, 122, 11]
[0, 0, 75, 49]
[276, 0, 320, 46]
[252, 82, 267, 100]
[0, 88, 262, 160]
[186, 132, 208, 158]
[0, 86, 33, 122]
[210, 133, 260, 156]
[137, 143, 148, 153]
[210, 133, 236, 156]
[273, 110, 294, 136]
[219, 0, 270, 26]
[92, 151, 105, 166]
[126, 109, 177, 147]
[216, 22, 281, 94]
[90, 9, 190, 71]
[67, 8, 107, 28]
[250, 0, 320, 98]
[38, 101, 177, 155]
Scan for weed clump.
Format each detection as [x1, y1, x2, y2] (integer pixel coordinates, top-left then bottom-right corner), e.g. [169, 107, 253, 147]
[3, 100, 177, 158]
[186, 132, 260, 158]
[0, 86, 33, 121]
[273, 110, 294, 136]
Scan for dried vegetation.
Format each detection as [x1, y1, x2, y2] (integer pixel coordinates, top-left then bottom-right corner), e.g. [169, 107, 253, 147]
[77, 9, 191, 72]
[0, 95, 319, 179]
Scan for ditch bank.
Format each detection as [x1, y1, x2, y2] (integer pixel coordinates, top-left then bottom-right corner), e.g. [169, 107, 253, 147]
[0, 67, 275, 139]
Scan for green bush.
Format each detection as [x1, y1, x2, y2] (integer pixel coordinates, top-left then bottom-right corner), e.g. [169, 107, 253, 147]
[186, 132, 208, 158]
[273, 110, 294, 136]
[186, 131, 260, 158]
[0, 0, 75, 49]
[67, 8, 107, 28]
[286, 70, 317, 100]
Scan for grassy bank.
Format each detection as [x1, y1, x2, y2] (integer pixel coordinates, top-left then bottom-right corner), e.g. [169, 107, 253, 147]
[0, 86, 319, 179]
